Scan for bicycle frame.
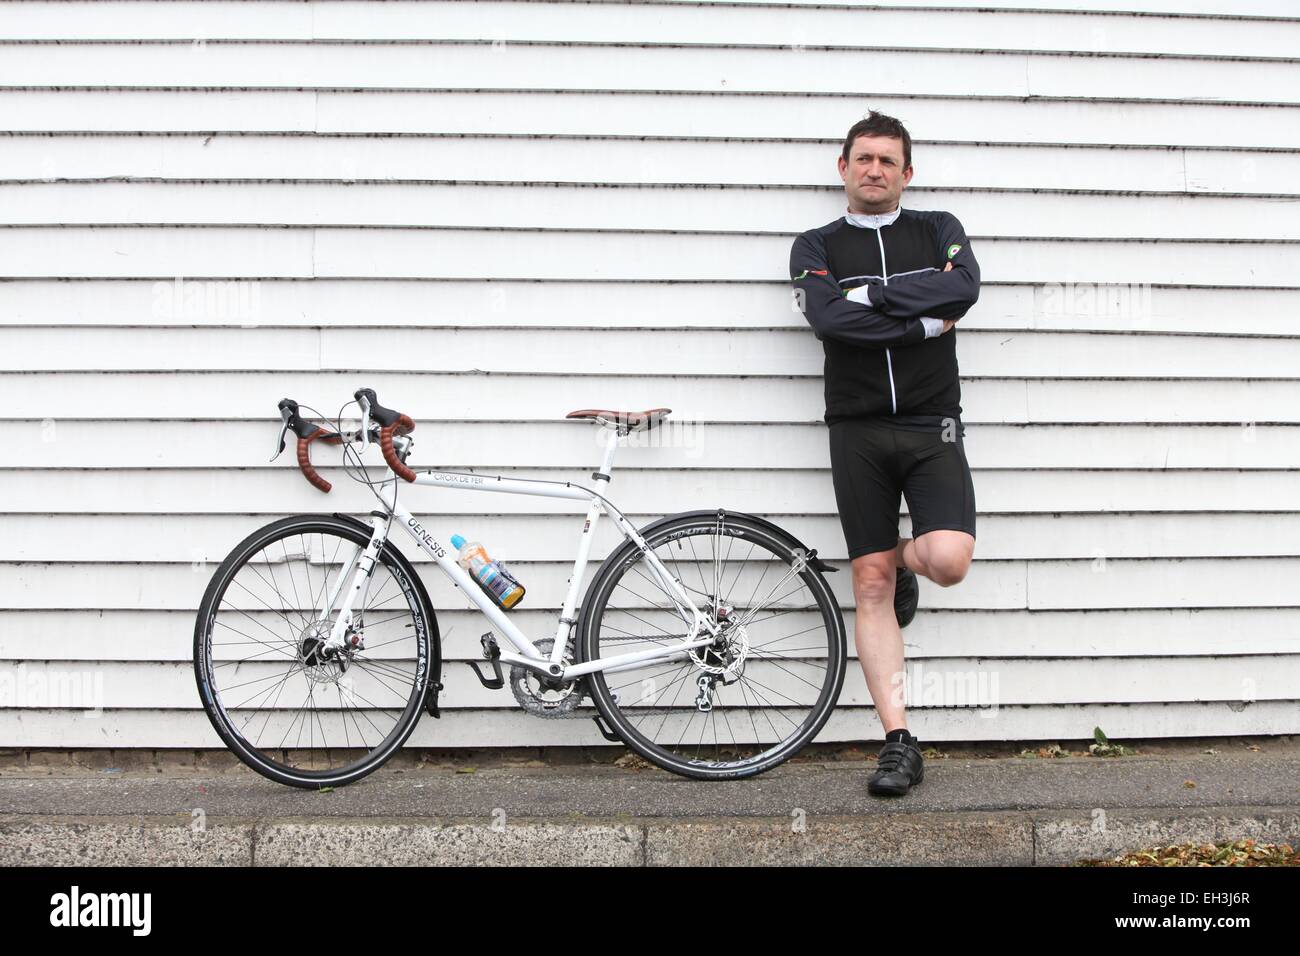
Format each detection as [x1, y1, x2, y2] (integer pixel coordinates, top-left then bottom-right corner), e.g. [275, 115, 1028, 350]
[319, 427, 721, 680]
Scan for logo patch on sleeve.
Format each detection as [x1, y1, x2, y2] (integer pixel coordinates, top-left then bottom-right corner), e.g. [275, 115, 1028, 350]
[947, 243, 962, 259]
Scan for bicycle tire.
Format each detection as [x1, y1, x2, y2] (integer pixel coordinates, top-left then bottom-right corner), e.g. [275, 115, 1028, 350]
[578, 511, 846, 780]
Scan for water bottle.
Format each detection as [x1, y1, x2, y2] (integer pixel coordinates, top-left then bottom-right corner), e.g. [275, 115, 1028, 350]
[450, 534, 525, 610]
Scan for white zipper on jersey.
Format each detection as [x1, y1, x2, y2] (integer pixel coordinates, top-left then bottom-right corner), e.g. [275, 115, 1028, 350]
[876, 225, 898, 414]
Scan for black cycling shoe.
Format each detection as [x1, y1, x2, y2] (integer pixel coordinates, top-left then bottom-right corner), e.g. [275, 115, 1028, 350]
[894, 566, 920, 629]
[867, 737, 925, 796]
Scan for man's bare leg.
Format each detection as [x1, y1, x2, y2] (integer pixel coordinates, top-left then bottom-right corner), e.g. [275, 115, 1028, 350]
[851, 550, 908, 734]
[857, 532, 977, 737]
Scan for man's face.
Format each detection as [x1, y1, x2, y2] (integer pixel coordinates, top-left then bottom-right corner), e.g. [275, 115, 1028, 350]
[838, 134, 913, 214]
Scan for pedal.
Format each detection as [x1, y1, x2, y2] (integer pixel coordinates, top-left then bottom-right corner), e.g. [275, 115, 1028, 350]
[466, 633, 505, 690]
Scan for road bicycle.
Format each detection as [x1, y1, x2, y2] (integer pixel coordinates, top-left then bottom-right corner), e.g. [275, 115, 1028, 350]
[193, 388, 846, 788]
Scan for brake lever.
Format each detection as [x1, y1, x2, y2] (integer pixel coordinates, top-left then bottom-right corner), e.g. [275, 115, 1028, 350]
[271, 400, 297, 461]
[358, 393, 372, 455]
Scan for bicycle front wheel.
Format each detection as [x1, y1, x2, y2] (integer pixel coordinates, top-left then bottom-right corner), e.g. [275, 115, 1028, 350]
[194, 515, 434, 788]
[578, 512, 846, 779]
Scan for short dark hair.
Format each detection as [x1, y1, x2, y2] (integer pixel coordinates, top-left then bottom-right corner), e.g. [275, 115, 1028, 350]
[841, 111, 912, 170]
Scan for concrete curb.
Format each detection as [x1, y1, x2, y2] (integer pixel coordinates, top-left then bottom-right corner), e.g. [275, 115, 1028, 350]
[2, 807, 1296, 866]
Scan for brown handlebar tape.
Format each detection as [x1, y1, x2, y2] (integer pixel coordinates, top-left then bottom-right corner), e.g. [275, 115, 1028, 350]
[296, 428, 343, 493]
[381, 414, 417, 482]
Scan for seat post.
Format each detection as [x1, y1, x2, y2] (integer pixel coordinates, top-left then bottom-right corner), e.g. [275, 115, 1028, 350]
[593, 426, 620, 482]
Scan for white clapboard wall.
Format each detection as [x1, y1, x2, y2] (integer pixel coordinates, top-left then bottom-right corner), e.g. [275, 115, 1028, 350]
[1, 0, 1297, 750]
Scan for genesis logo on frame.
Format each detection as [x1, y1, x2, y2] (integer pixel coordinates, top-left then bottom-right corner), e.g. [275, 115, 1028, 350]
[406, 517, 447, 559]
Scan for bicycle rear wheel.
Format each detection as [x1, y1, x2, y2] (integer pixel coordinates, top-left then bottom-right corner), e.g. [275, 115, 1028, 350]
[578, 512, 846, 779]
[193, 515, 434, 788]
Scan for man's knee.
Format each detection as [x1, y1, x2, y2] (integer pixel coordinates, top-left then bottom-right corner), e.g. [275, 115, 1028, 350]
[850, 552, 897, 604]
[925, 540, 973, 587]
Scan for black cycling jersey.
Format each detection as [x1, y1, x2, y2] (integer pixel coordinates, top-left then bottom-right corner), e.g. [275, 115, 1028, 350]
[789, 206, 980, 433]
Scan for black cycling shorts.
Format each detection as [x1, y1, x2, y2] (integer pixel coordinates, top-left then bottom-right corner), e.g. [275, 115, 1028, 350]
[828, 418, 977, 560]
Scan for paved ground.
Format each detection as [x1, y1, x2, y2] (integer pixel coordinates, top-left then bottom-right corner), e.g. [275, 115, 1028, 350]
[1, 738, 1296, 865]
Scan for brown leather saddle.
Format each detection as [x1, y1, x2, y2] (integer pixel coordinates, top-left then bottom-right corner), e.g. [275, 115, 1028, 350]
[565, 407, 672, 433]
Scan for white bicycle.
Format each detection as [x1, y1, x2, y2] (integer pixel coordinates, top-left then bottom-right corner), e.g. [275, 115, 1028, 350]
[193, 388, 846, 788]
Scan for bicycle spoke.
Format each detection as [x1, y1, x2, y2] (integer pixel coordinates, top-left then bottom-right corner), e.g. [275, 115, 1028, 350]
[279, 538, 311, 632]
[248, 555, 304, 635]
[211, 617, 299, 663]
[230, 663, 304, 719]
[242, 663, 299, 741]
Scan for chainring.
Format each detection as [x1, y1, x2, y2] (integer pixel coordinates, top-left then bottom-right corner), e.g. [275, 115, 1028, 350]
[509, 637, 585, 718]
